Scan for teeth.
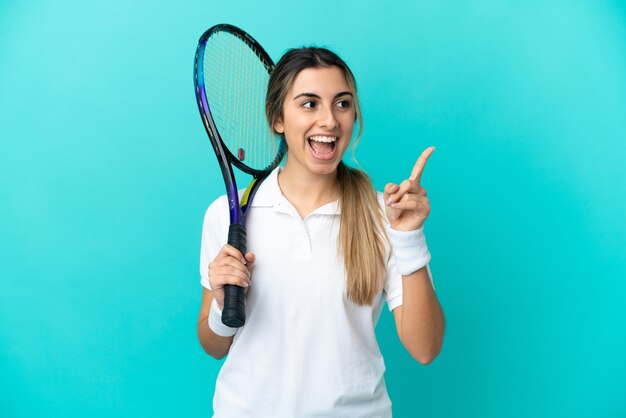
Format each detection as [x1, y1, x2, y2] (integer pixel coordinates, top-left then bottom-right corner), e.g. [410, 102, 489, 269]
[309, 136, 337, 143]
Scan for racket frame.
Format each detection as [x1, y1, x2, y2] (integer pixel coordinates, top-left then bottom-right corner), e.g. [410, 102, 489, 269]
[194, 24, 285, 327]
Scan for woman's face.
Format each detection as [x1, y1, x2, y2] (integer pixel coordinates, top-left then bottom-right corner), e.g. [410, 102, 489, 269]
[273, 66, 355, 177]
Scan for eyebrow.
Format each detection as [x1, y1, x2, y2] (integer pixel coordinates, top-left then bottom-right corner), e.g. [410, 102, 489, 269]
[292, 91, 353, 101]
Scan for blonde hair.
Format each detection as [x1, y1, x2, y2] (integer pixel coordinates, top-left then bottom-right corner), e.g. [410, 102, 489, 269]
[266, 47, 388, 305]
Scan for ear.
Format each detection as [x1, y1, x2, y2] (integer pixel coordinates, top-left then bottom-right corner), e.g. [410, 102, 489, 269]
[273, 118, 284, 134]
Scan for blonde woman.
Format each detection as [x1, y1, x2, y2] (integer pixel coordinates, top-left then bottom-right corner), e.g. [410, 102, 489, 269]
[198, 47, 445, 417]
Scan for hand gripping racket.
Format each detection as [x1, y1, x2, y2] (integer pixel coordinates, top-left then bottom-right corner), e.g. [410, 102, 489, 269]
[194, 24, 285, 327]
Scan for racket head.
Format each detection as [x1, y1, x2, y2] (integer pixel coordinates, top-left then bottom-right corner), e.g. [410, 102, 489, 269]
[194, 24, 286, 178]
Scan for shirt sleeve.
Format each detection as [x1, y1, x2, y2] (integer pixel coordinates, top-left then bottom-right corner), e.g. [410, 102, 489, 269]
[377, 192, 435, 312]
[383, 257, 435, 312]
[199, 195, 230, 290]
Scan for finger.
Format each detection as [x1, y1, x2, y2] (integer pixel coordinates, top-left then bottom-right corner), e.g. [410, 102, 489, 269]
[390, 199, 419, 211]
[208, 270, 251, 290]
[214, 257, 251, 277]
[409, 146, 435, 183]
[244, 252, 256, 274]
[387, 179, 415, 205]
[211, 270, 251, 289]
[383, 182, 399, 196]
[217, 244, 246, 264]
[212, 257, 252, 281]
[390, 197, 430, 212]
[384, 183, 400, 205]
[214, 273, 251, 288]
[209, 259, 251, 287]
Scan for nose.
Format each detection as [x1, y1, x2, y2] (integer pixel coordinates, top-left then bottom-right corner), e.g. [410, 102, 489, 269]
[317, 105, 339, 129]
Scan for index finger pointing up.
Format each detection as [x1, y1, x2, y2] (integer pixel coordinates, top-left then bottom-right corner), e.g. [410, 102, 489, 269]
[409, 146, 435, 183]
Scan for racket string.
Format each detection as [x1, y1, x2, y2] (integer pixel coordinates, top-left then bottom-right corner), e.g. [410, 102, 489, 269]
[203, 31, 281, 172]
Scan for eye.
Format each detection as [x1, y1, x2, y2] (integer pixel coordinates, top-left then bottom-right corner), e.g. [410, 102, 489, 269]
[336, 100, 352, 109]
[302, 101, 316, 109]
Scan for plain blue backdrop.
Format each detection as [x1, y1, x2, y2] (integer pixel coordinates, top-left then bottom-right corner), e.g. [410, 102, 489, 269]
[1, 1, 625, 417]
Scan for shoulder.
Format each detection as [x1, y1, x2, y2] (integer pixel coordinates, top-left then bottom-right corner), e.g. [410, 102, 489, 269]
[204, 194, 228, 224]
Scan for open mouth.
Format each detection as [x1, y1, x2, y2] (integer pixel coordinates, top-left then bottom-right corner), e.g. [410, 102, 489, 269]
[308, 135, 338, 160]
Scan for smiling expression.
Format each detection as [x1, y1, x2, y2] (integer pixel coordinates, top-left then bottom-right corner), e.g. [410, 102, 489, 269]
[273, 66, 356, 177]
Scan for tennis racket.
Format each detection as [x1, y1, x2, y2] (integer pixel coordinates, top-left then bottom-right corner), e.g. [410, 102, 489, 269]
[194, 24, 285, 327]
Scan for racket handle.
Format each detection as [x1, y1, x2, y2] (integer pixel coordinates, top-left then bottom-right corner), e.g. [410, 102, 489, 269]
[223, 224, 247, 328]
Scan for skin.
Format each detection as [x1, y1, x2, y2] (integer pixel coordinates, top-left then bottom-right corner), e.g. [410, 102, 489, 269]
[383, 146, 445, 364]
[272, 66, 355, 218]
[198, 66, 445, 364]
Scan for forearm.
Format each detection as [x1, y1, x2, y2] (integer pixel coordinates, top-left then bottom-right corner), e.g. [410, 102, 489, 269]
[197, 317, 233, 360]
[400, 266, 445, 364]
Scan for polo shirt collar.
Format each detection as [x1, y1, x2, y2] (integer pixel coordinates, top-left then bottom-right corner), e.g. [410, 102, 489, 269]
[251, 166, 341, 215]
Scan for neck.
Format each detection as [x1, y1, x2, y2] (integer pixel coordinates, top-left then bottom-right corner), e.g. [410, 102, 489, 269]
[277, 162, 340, 217]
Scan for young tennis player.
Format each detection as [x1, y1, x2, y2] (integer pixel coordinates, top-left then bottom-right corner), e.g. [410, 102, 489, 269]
[198, 47, 445, 417]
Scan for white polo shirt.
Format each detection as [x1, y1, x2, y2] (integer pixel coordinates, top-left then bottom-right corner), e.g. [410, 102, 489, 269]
[200, 166, 433, 418]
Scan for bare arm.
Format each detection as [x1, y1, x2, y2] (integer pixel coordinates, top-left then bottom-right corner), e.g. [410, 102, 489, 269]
[197, 288, 234, 360]
[392, 266, 445, 364]
[383, 147, 444, 364]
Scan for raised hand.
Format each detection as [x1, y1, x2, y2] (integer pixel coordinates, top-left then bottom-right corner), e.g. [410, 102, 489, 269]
[383, 146, 435, 231]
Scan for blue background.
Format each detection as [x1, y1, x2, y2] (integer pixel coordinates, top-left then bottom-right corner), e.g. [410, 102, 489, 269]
[1, 1, 625, 417]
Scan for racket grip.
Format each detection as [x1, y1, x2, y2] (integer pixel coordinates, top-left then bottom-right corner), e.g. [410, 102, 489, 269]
[223, 224, 247, 328]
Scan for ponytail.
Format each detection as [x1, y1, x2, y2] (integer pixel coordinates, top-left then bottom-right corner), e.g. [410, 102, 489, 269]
[337, 162, 388, 305]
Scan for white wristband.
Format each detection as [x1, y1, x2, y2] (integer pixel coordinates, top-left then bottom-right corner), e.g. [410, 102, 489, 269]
[208, 298, 238, 337]
[386, 225, 431, 276]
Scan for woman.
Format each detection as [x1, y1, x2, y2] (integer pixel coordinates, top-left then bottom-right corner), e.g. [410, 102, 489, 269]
[197, 47, 445, 417]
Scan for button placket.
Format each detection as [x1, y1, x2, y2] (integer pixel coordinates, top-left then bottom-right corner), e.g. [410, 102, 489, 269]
[293, 219, 312, 260]
[275, 197, 313, 260]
